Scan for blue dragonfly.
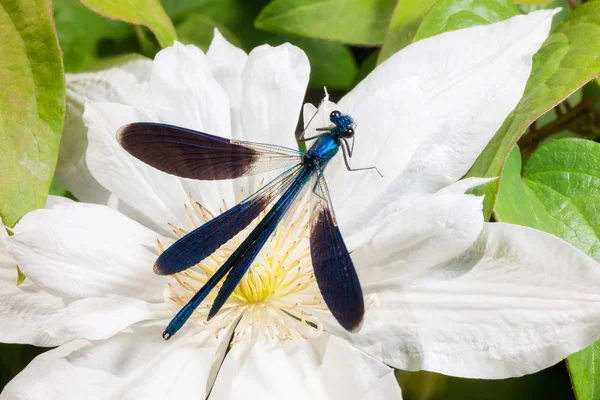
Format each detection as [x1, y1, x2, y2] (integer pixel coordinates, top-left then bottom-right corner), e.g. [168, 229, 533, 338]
[117, 109, 381, 339]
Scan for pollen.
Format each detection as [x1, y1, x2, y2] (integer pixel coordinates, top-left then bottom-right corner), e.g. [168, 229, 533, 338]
[160, 189, 326, 343]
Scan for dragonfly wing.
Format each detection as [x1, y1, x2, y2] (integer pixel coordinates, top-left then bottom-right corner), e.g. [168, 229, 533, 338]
[117, 122, 304, 180]
[155, 165, 304, 275]
[310, 170, 364, 332]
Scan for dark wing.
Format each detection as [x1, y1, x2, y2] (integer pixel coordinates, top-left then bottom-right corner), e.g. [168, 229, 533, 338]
[310, 170, 364, 332]
[164, 166, 311, 338]
[155, 165, 304, 275]
[207, 168, 313, 320]
[117, 122, 304, 180]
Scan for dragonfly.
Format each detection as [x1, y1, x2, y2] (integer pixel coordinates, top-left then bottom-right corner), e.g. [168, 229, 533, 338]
[117, 109, 381, 340]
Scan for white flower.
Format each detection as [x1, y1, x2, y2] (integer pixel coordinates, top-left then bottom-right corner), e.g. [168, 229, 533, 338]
[2, 9, 598, 400]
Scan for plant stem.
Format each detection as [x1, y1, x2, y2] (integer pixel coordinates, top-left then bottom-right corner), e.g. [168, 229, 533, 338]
[519, 100, 597, 158]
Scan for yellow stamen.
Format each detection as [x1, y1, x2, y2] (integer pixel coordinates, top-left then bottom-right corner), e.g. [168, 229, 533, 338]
[161, 193, 327, 343]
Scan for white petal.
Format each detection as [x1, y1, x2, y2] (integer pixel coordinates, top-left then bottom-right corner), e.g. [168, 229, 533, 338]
[210, 333, 401, 400]
[301, 94, 337, 139]
[0, 229, 63, 346]
[437, 177, 498, 195]
[6, 203, 164, 302]
[151, 42, 231, 137]
[0, 264, 64, 346]
[334, 222, 600, 378]
[0, 286, 164, 347]
[1, 323, 230, 400]
[0, 208, 162, 347]
[84, 101, 195, 230]
[153, 41, 250, 210]
[44, 195, 75, 208]
[58, 60, 152, 204]
[232, 43, 309, 193]
[240, 43, 309, 149]
[207, 29, 248, 139]
[336, 10, 555, 227]
[325, 79, 426, 226]
[349, 193, 484, 285]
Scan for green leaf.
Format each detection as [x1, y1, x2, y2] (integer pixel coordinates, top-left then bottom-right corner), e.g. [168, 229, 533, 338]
[467, 2, 600, 218]
[285, 38, 358, 89]
[494, 139, 600, 399]
[54, 0, 135, 72]
[78, 0, 177, 47]
[378, 0, 521, 64]
[353, 49, 379, 88]
[133, 25, 161, 58]
[177, 14, 243, 52]
[0, 343, 47, 391]
[492, 147, 558, 234]
[164, 0, 270, 48]
[515, 0, 554, 4]
[569, 342, 600, 400]
[516, 0, 571, 30]
[16, 266, 26, 286]
[377, 0, 438, 64]
[165, 1, 358, 89]
[255, 0, 397, 46]
[413, 0, 519, 42]
[0, 0, 65, 228]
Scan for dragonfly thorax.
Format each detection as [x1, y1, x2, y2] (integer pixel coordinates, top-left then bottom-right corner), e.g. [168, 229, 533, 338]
[305, 134, 339, 170]
[303, 110, 356, 169]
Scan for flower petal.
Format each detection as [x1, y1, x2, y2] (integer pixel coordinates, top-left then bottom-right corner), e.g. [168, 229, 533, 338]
[301, 94, 337, 140]
[335, 10, 554, 227]
[59, 60, 152, 204]
[322, 79, 426, 226]
[348, 192, 484, 284]
[207, 29, 248, 141]
[6, 202, 164, 302]
[205, 31, 254, 200]
[150, 42, 231, 138]
[84, 101, 195, 230]
[1, 323, 230, 400]
[240, 43, 309, 149]
[333, 222, 600, 378]
[210, 333, 401, 400]
[1, 218, 164, 347]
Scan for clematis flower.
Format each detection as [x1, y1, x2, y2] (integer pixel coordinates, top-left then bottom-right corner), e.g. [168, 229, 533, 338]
[2, 9, 599, 399]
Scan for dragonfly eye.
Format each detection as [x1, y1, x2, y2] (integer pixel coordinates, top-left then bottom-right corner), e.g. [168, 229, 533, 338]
[330, 110, 342, 122]
[344, 127, 355, 138]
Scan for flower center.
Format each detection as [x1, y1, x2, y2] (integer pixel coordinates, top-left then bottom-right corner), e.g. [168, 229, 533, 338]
[160, 189, 326, 343]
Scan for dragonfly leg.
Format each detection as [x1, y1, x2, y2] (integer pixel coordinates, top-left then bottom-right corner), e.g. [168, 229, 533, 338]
[298, 131, 329, 143]
[311, 175, 328, 202]
[298, 97, 333, 142]
[341, 140, 383, 178]
[343, 137, 356, 157]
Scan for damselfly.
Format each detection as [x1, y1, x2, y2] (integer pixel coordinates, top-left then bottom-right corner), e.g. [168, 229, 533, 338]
[117, 108, 381, 339]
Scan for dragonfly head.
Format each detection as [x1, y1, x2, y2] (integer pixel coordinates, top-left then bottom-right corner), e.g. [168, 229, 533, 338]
[329, 110, 355, 139]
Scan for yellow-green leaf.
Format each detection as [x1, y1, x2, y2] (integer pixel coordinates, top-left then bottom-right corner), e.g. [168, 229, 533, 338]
[54, 0, 134, 72]
[377, 0, 438, 64]
[514, 0, 554, 4]
[0, 0, 65, 228]
[466, 2, 600, 217]
[16, 266, 26, 286]
[78, 0, 177, 48]
[255, 0, 397, 46]
[177, 14, 242, 52]
[413, 0, 519, 42]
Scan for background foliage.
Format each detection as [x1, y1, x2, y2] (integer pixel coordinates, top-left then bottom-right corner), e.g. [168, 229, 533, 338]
[0, 0, 599, 398]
